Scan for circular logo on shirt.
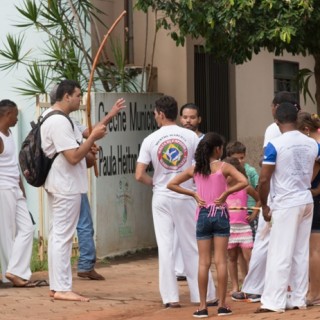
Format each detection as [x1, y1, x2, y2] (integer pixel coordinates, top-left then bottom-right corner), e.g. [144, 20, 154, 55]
[157, 139, 188, 170]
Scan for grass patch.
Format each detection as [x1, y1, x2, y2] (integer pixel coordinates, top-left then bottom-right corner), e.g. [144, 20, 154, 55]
[31, 239, 48, 272]
[31, 238, 78, 273]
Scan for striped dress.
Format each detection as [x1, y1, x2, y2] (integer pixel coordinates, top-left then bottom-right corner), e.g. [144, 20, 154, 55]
[226, 189, 253, 249]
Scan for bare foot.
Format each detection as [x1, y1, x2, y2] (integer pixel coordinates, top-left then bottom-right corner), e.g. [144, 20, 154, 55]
[5, 273, 29, 287]
[53, 291, 90, 302]
[49, 290, 55, 298]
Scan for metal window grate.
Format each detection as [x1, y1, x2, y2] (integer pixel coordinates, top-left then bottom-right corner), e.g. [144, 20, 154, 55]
[274, 60, 300, 104]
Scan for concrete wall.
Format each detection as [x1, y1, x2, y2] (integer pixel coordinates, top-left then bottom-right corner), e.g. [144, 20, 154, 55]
[234, 50, 316, 169]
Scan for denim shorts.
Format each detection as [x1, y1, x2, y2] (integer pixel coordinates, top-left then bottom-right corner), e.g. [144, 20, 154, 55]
[196, 207, 230, 240]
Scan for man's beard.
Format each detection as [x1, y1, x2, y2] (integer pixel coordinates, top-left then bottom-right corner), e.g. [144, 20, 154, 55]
[183, 124, 197, 131]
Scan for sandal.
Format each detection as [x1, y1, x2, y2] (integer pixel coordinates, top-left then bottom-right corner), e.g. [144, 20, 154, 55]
[24, 279, 49, 287]
[164, 302, 181, 308]
[254, 308, 275, 313]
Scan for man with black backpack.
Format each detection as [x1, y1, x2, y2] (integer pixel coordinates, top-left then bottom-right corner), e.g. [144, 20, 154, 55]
[41, 80, 107, 302]
[49, 85, 126, 282]
[0, 99, 35, 287]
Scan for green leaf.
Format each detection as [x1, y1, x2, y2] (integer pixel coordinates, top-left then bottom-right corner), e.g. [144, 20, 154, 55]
[14, 63, 49, 95]
[297, 68, 315, 104]
[0, 34, 31, 70]
[14, 0, 40, 28]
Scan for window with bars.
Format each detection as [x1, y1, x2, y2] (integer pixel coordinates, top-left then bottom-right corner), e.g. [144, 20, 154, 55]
[274, 60, 299, 103]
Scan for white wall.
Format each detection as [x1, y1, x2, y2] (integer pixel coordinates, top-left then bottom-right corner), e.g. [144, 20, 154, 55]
[0, 0, 47, 224]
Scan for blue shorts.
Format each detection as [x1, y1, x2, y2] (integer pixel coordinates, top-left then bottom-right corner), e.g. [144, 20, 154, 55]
[196, 207, 230, 240]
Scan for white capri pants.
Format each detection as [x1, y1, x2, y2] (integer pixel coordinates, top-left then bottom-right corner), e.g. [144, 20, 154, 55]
[242, 210, 270, 295]
[47, 192, 81, 292]
[261, 203, 313, 312]
[152, 193, 216, 304]
[0, 187, 34, 282]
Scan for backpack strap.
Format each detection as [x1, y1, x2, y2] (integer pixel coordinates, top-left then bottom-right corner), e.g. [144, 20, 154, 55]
[39, 110, 74, 130]
[37, 110, 75, 161]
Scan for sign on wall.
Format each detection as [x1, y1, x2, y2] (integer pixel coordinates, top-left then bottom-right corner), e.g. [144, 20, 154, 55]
[91, 93, 161, 257]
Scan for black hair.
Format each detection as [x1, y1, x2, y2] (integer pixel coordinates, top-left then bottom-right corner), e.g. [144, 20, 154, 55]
[275, 102, 298, 124]
[272, 91, 301, 111]
[55, 80, 81, 102]
[0, 99, 17, 116]
[223, 157, 247, 178]
[154, 95, 178, 121]
[297, 112, 320, 132]
[194, 132, 225, 176]
[226, 141, 246, 157]
[179, 103, 201, 117]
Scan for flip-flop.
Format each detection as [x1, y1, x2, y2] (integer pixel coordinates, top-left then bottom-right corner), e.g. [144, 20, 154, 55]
[23, 280, 49, 288]
[164, 303, 181, 309]
[254, 308, 275, 313]
[25, 279, 49, 288]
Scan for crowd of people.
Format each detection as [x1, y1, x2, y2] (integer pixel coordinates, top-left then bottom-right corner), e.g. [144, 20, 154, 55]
[138, 92, 320, 317]
[0, 85, 319, 318]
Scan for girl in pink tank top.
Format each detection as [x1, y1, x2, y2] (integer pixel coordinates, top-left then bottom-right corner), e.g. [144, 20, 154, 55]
[223, 157, 261, 295]
[167, 132, 248, 318]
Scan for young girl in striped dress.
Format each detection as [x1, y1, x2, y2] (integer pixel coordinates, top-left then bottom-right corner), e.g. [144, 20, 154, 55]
[223, 157, 260, 294]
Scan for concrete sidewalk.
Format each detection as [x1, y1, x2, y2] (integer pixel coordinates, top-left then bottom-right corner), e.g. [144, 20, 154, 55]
[1, 249, 320, 320]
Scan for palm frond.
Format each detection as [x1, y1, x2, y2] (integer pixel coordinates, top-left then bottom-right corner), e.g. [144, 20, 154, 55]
[14, 62, 50, 95]
[0, 34, 31, 70]
[14, 0, 40, 28]
[297, 68, 315, 104]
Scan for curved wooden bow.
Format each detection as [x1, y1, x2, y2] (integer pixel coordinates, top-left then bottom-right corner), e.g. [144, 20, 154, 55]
[86, 10, 127, 177]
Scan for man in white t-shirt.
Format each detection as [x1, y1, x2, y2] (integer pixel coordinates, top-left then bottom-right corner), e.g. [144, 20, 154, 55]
[49, 85, 126, 281]
[41, 80, 106, 302]
[135, 95, 217, 308]
[232, 91, 301, 303]
[257, 102, 320, 313]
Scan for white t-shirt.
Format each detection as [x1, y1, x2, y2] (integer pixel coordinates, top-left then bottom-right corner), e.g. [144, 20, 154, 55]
[0, 131, 20, 188]
[263, 122, 281, 148]
[137, 125, 199, 198]
[263, 130, 320, 209]
[41, 109, 88, 194]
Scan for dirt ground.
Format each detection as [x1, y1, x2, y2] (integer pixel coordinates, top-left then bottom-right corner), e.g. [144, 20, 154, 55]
[1, 249, 320, 320]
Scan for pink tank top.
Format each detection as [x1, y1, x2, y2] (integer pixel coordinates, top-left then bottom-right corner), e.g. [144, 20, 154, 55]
[226, 189, 249, 224]
[193, 162, 228, 219]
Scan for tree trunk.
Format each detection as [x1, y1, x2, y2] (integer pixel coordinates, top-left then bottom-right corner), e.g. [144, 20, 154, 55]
[313, 54, 320, 114]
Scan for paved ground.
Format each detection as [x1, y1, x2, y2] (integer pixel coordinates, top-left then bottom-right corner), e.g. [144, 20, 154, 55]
[1, 249, 320, 320]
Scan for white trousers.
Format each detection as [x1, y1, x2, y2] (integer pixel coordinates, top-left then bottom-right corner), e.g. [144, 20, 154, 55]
[242, 210, 270, 295]
[47, 192, 81, 291]
[152, 194, 216, 304]
[0, 187, 34, 282]
[173, 230, 185, 277]
[261, 204, 313, 311]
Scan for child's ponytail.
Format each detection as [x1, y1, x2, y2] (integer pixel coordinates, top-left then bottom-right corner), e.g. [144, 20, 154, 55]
[194, 132, 224, 176]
